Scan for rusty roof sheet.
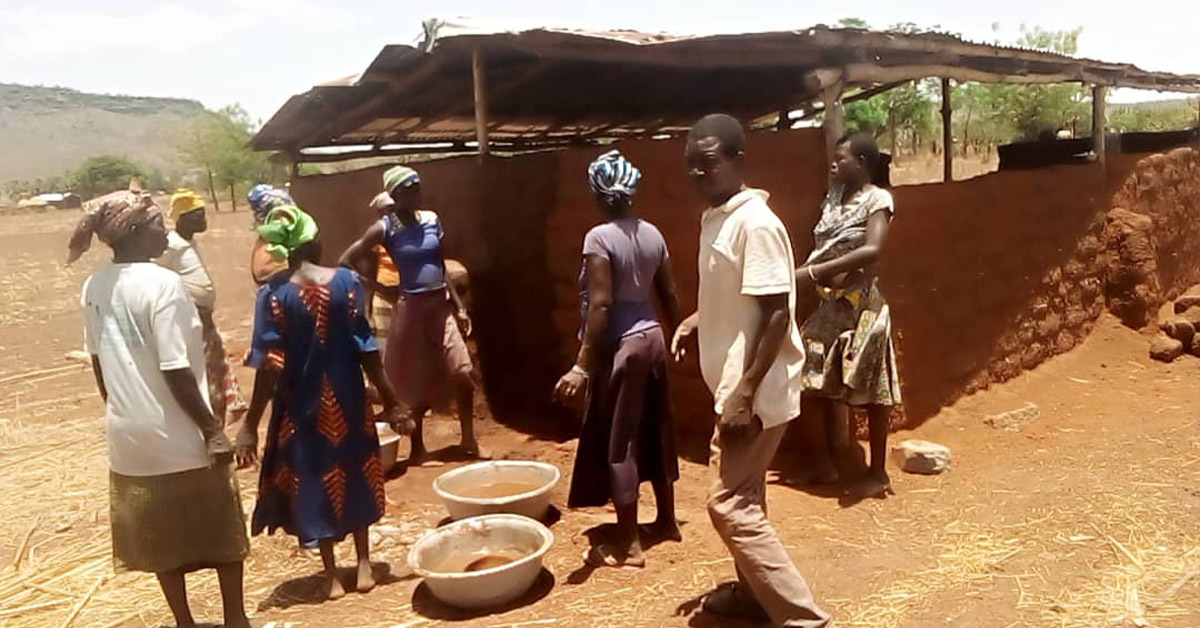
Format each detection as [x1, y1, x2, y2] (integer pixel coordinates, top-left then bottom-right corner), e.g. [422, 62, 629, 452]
[252, 18, 1200, 154]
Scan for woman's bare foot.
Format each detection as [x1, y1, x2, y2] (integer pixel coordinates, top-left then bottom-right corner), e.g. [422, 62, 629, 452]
[646, 519, 683, 543]
[326, 572, 345, 600]
[845, 471, 893, 501]
[460, 440, 492, 460]
[585, 542, 645, 569]
[407, 441, 429, 465]
[356, 560, 375, 593]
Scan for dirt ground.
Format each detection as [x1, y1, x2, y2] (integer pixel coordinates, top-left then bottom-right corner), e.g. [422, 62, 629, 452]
[1, 209, 1197, 628]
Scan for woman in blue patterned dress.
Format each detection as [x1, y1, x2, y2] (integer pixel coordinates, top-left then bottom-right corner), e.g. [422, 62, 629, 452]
[235, 206, 401, 600]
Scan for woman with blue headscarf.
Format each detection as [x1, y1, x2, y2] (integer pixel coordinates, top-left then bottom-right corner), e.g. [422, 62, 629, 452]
[554, 150, 682, 568]
[246, 184, 296, 285]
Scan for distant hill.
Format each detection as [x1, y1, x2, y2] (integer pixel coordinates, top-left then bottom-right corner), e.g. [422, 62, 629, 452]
[0, 83, 204, 190]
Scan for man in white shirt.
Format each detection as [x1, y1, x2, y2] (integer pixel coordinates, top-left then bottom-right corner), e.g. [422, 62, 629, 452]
[158, 189, 247, 427]
[672, 114, 831, 627]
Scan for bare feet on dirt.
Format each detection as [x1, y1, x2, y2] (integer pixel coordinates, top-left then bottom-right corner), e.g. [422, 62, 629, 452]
[356, 560, 375, 593]
[586, 542, 646, 569]
[326, 573, 346, 601]
[844, 471, 893, 501]
[461, 440, 492, 460]
[646, 519, 683, 543]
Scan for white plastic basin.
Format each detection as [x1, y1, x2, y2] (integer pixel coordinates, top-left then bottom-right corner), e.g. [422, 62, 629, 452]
[408, 514, 553, 610]
[433, 461, 560, 521]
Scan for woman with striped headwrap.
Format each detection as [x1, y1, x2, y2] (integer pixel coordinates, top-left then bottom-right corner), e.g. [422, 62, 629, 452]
[338, 165, 486, 464]
[553, 150, 683, 568]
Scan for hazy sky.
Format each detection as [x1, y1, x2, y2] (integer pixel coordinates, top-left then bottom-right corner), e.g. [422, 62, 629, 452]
[2, 0, 1197, 124]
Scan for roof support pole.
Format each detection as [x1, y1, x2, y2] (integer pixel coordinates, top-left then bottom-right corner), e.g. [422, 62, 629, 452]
[472, 47, 490, 158]
[820, 79, 845, 167]
[941, 77, 953, 182]
[1091, 85, 1106, 168]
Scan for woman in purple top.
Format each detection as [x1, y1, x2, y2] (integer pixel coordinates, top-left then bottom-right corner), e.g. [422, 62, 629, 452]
[339, 166, 485, 464]
[554, 150, 682, 568]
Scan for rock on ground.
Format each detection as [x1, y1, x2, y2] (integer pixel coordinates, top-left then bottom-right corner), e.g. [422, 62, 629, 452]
[1179, 306, 1200, 329]
[1150, 336, 1185, 362]
[1160, 319, 1195, 345]
[1175, 295, 1200, 313]
[891, 439, 952, 475]
[984, 403, 1041, 432]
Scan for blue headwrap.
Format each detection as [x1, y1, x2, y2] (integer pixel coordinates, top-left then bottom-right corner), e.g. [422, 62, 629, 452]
[247, 184, 294, 223]
[587, 150, 641, 204]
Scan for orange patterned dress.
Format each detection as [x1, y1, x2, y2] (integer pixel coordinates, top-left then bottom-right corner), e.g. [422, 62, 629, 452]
[245, 268, 385, 542]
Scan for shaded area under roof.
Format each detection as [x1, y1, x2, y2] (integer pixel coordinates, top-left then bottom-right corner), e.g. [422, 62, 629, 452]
[251, 19, 1200, 155]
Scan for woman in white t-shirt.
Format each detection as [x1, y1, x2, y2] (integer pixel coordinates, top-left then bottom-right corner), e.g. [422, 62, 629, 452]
[70, 192, 252, 628]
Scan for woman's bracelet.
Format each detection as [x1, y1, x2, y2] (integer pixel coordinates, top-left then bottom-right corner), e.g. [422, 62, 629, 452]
[570, 365, 590, 378]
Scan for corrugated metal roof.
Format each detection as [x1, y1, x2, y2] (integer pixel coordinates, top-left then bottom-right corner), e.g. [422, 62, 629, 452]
[252, 18, 1200, 155]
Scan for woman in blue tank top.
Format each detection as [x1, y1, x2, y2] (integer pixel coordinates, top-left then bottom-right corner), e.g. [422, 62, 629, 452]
[339, 166, 487, 463]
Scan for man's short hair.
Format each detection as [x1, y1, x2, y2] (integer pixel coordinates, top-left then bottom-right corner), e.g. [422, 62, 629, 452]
[687, 114, 746, 157]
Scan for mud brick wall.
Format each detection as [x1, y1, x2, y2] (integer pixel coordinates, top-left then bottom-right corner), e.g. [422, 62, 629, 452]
[291, 155, 567, 435]
[1104, 147, 1200, 322]
[289, 136, 1197, 440]
[884, 166, 1110, 423]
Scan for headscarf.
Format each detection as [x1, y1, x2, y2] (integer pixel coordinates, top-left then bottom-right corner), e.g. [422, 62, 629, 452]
[382, 165, 420, 194]
[168, 189, 205, 219]
[587, 150, 641, 204]
[247, 184, 294, 223]
[67, 192, 161, 264]
[255, 205, 319, 261]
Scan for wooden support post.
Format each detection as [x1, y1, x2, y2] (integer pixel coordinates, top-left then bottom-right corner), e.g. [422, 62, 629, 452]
[472, 48, 490, 158]
[941, 77, 953, 182]
[1092, 85, 1106, 167]
[776, 104, 790, 131]
[820, 81, 845, 165]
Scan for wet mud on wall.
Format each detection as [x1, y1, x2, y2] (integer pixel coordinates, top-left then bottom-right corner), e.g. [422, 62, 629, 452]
[291, 154, 567, 436]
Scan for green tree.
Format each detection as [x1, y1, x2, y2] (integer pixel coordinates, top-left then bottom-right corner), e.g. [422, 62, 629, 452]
[954, 27, 1090, 142]
[179, 104, 269, 211]
[845, 95, 887, 134]
[73, 155, 145, 199]
[837, 21, 939, 155]
[1109, 99, 1200, 132]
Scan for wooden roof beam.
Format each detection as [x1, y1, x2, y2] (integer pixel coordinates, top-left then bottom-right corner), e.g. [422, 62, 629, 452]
[292, 58, 447, 149]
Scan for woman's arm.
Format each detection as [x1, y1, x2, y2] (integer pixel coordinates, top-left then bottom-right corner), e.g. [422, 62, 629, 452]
[652, 257, 682, 337]
[234, 369, 277, 468]
[338, 221, 386, 271]
[361, 250, 380, 318]
[446, 273, 472, 336]
[804, 210, 891, 283]
[90, 356, 107, 401]
[554, 254, 612, 403]
[163, 367, 231, 463]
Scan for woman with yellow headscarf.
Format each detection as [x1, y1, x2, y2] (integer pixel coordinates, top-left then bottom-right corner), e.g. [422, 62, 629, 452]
[157, 190, 248, 427]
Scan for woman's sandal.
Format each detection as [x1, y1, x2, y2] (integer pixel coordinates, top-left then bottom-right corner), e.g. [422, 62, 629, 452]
[583, 544, 645, 569]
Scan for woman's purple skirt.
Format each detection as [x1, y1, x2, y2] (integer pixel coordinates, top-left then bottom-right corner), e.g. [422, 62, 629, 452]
[568, 327, 679, 509]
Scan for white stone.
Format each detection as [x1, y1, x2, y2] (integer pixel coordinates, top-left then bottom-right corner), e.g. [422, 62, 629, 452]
[985, 403, 1041, 432]
[892, 439, 952, 475]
